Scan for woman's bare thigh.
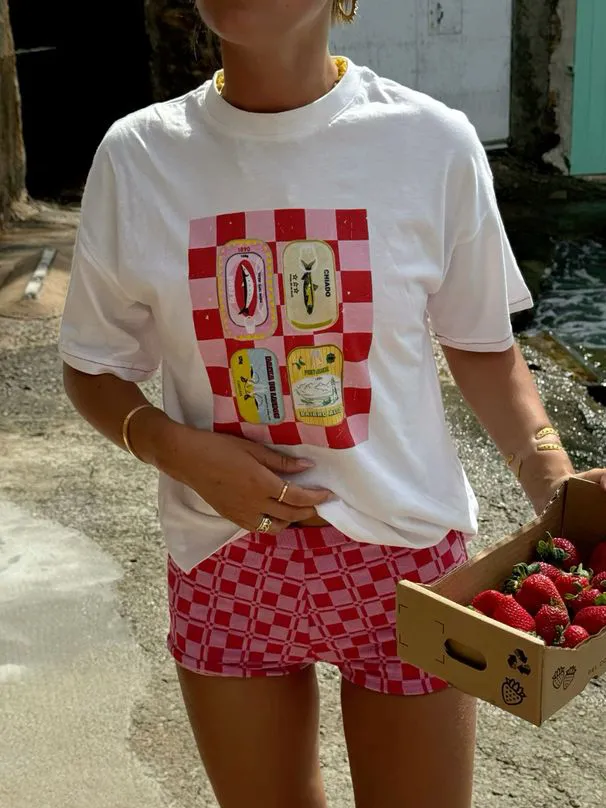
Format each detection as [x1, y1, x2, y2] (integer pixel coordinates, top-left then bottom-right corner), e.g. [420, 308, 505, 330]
[177, 663, 327, 808]
[341, 679, 476, 808]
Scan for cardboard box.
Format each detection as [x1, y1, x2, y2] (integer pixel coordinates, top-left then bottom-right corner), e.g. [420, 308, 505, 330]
[397, 478, 606, 725]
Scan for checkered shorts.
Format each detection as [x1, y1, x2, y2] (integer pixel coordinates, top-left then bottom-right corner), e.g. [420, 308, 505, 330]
[167, 527, 467, 696]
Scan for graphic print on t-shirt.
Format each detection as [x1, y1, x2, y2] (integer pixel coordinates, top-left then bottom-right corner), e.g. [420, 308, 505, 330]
[188, 209, 373, 449]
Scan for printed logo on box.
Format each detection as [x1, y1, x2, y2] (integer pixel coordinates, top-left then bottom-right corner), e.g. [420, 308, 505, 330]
[501, 678, 527, 706]
[552, 665, 576, 691]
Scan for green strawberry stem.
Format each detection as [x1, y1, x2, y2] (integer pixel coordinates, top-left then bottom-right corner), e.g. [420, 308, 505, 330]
[537, 534, 568, 565]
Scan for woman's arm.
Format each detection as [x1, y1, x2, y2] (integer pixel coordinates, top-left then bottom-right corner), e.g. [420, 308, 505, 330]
[63, 365, 173, 465]
[443, 344, 605, 513]
[62, 364, 332, 532]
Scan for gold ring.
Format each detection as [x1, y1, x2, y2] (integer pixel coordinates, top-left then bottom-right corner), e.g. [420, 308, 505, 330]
[277, 482, 289, 504]
[257, 516, 272, 533]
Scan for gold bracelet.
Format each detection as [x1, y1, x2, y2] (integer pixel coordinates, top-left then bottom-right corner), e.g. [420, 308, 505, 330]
[535, 427, 560, 441]
[505, 426, 563, 479]
[122, 404, 155, 462]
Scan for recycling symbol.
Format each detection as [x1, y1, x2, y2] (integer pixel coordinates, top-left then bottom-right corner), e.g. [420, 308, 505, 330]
[507, 648, 532, 676]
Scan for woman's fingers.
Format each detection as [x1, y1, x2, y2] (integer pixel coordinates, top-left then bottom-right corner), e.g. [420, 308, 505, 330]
[264, 501, 318, 523]
[251, 444, 315, 474]
[249, 515, 290, 535]
[280, 483, 333, 508]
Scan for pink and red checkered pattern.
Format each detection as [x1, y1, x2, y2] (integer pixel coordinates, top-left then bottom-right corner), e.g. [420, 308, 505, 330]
[188, 209, 373, 450]
[167, 527, 468, 696]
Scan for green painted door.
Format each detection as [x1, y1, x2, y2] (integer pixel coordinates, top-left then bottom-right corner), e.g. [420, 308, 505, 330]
[571, 0, 606, 175]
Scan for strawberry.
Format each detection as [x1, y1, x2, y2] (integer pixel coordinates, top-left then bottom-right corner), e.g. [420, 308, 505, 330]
[535, 604, 570, 646]
[590, 541, 606, 575]
[531, 562, 563, 582]
[591, 571, 606, 592]
[509, 561, 560, 583]
[536, 534, 581, 571]
[552, 569, 589, 600]
[574, 605, 606, 636]
[511, 574, 566, 616]
[566, 588, 606, 615]
[555, 624, 590, 648]
[471, 590, 508, 617]
[493, 596, 536, 632]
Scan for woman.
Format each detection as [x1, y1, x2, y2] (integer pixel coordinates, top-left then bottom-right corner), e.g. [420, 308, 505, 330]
[59, 2, 606, 806]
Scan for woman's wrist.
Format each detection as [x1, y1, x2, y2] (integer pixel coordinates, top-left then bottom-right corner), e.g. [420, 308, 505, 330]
[518, 449, 575, 514]
[128, 406, 190, 472]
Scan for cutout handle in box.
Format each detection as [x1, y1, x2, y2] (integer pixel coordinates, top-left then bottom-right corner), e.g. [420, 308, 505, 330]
[397, 580, 545, 724]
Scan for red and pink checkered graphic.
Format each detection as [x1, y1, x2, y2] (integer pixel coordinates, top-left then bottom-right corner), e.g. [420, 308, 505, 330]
[167, 527, 468, 696]
[188, 209, 373, 449]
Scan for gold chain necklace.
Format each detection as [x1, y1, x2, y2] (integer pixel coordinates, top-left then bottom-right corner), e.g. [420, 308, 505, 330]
[215, 56, 348, 96]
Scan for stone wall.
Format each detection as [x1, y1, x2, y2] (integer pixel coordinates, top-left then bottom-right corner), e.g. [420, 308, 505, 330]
[510, 0, 561, 161]
[0, 0, 25, 226]
[545, 0, 577, 172]
[511, 0, 581, 173]
[145, 0, 219, 101]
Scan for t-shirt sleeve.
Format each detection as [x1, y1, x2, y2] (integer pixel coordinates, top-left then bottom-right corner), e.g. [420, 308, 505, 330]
[59, 132, 161, 381]
[426, 123, 533, 353]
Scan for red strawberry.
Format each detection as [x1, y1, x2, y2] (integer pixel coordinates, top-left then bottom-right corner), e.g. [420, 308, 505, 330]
[471, 590, 508, 617]
[535, 604, 570, 646]
[574, 605, 606, 636]
[590, 541, 606, 575]
[555, 624, 590, 648]
[536, 534, 581, 571]
[493, 596, 536, 632]
[566, 588, 606, 615]
[509, 561, 560, 583]
[532, 562, 563, 582]
[552, 570, 589, 600]
[512, 574, 566, 616]
[591, 571, 606, 592]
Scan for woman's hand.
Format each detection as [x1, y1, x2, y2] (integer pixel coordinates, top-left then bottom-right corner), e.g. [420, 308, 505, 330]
[534, 468, 606, 515]
[148, 421, 333, 534]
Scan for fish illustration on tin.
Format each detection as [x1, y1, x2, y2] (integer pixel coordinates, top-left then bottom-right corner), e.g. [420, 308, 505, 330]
[218, 240, 276, 339]
[234, 258, 258, 317]
[283, 241, 338, 331]
[301, 258, 319, 315]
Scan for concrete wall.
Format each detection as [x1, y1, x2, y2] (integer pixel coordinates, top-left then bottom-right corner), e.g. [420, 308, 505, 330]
[0, 0, 25, 226]
[510, 0, 560, 160]
[510, 0, 578, 171]
[545, 0, 577, 172]
[331, 0, 513, 145]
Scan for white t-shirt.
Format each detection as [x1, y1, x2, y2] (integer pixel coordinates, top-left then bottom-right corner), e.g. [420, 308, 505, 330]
[59, 59, 532, 572]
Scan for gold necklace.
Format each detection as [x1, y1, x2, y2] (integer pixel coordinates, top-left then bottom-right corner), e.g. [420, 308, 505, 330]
[215, 56, 348, 96]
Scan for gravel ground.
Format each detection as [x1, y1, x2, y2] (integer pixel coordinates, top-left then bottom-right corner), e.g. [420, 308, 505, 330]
[1, 247, 605, 806]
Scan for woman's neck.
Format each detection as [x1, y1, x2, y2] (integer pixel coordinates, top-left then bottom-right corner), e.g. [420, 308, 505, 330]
[219, 36, 338, 113]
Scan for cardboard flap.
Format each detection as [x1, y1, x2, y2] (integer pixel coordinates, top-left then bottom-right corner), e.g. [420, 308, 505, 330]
[560, 478, 606, 550]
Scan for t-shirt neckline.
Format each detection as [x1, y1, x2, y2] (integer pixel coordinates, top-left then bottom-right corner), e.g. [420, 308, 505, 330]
[202, 57, 360, 139]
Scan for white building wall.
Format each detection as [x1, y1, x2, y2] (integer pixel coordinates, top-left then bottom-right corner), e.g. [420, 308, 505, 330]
[332, 0, 513, 145]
